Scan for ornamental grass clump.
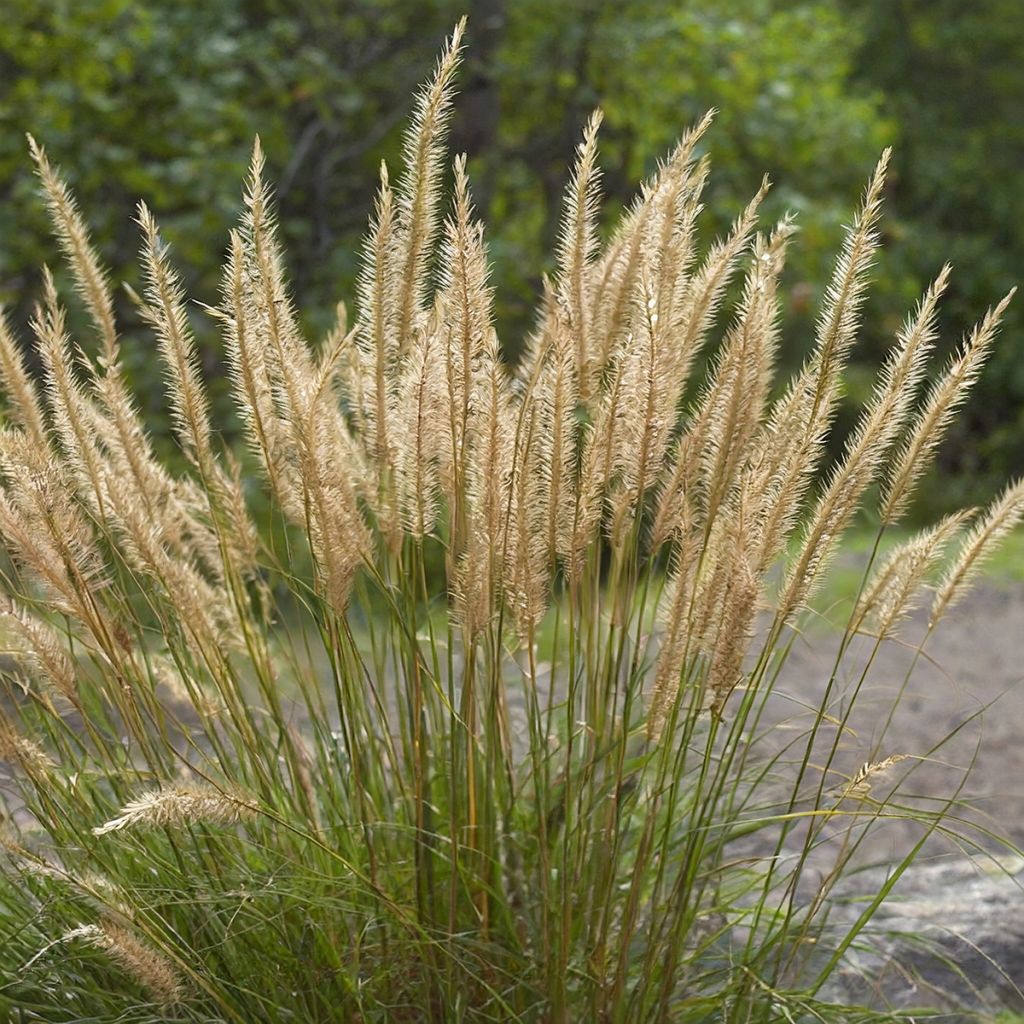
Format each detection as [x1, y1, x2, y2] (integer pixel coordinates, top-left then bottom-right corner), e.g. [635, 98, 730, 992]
[0, 20, 1020, 1022]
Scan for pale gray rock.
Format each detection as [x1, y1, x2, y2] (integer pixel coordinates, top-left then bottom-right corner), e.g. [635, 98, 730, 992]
[817, 856, 1024, 1014]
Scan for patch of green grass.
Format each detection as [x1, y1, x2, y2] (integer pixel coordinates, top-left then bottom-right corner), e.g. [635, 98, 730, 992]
[806, 523, 1024, 632]
[979, 524, 1024, 582]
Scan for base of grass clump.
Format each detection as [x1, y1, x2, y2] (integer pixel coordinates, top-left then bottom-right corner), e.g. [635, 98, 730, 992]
[1, 18, 1021, 1023]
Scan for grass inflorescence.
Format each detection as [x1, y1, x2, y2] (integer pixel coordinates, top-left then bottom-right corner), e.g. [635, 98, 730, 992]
[0, 20, 1020, 1022]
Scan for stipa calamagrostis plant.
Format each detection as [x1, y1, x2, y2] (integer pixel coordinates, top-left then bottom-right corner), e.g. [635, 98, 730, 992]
[0, 21, 1020, 1023]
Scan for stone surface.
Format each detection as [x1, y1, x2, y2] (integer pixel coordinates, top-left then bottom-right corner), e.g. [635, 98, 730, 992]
[817, 856, 1024, 1014]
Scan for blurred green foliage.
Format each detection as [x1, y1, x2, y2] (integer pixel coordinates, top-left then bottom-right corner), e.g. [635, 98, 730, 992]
[854, 0, 1024, 506]
[0, 0, 458, 430]
[0, 0, 1020, 511]
[481, 0, 890, 364]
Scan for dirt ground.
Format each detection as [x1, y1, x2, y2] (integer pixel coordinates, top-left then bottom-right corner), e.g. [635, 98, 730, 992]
[761, 575, 1024, 865]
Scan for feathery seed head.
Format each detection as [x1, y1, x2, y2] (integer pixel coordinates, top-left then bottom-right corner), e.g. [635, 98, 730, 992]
[932, 477, 1024, 624]
[61, 921, 184, 1005]
[93, 785, 257, 836]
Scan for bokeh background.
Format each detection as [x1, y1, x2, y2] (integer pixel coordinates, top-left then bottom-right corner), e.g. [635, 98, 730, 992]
[0, 0, 1021, 518]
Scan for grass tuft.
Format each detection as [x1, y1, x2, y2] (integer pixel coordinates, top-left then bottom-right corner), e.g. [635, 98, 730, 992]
[0, 23, 1019, 1023]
